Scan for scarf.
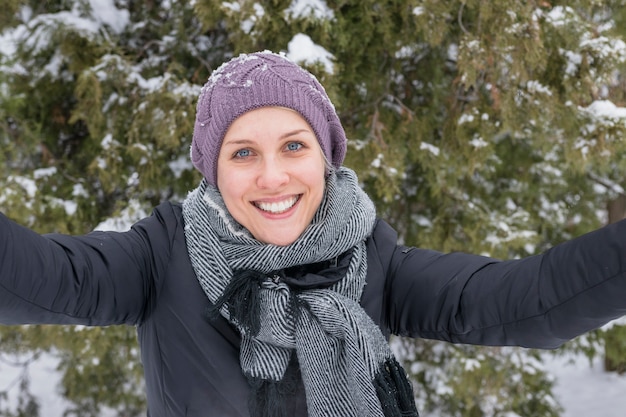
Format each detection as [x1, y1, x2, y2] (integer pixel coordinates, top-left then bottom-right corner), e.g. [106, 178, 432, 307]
[182, 167, 418, 417]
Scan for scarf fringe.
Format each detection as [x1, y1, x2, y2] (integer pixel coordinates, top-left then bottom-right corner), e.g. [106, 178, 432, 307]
[207, 269, 264, 336]
[374, 357, 420, 417]
[248, 354, 300, 417]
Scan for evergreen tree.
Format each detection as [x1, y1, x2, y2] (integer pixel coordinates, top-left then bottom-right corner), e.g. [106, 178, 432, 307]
[1, 1, 227, 415]
[1, 1, 626, 416]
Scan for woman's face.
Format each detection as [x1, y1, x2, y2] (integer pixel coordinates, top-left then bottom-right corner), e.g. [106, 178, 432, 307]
[217, 106, 326, 246]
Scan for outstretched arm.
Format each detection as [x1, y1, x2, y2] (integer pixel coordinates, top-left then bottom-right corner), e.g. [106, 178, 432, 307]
[0, 203, 178, 326]
[384, 219, 626, 348]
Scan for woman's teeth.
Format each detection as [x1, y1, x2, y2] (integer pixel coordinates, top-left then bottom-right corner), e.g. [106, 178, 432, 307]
[255, 196, 299, 214]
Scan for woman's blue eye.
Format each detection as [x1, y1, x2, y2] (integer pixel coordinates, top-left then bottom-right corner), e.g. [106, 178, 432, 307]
[234, 149, 251, 158]
[286, 142, 303, 151]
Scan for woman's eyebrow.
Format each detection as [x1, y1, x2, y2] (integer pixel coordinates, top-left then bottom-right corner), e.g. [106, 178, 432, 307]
[224, 129, 313, 146]
[222, 139, 254, 146]
[279, 129, 313, 140]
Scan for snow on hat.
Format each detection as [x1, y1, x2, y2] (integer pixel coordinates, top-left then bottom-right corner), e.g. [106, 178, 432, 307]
[190, 51, 347, 186]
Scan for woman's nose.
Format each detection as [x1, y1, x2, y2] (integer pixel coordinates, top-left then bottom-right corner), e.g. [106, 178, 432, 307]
[256, 158, 289, 189]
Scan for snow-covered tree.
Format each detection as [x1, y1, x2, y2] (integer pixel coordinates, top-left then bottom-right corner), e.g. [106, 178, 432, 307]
[1, 1, 223, 415]
[1, 1, 626, 416]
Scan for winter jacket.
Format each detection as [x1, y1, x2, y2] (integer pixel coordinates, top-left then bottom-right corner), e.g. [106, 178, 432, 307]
[2, 202, 626, 416]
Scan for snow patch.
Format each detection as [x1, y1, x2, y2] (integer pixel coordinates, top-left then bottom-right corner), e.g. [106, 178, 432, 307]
[420, 142, 440, 156]
[287, 34, 335, 74]
[285, 0, 334, 20]
[583, 100, 626, 120]
[87, 0, 129, 34]
[94, 199, 149, 232]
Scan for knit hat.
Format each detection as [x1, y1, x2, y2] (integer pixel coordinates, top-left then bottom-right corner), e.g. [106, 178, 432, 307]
[191, 51, 347, 186]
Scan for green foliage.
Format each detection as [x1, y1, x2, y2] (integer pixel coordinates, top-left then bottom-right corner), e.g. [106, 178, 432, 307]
[54, 327, 144, 417]
[600, 325, 626, 374]
[396, 338, 562, 417]
[0, 325, 143, 416]
[2, 0, 626, 416]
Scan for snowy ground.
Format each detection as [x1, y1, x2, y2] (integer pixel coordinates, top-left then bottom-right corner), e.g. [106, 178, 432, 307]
[1, 349, 626, 416]
[0, 353, 71, 414]
[543, 352, 626, 417]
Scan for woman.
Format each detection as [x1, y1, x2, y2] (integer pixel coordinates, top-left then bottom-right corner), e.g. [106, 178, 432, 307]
[2, 51, 626, 417]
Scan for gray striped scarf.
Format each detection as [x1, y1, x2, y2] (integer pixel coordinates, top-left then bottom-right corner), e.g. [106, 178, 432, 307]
[182, 167, 418, 417]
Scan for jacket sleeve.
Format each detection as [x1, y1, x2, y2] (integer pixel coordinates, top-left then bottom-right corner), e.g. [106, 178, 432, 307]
[0, 203, 179, 326]
[383, 219, 626, 349]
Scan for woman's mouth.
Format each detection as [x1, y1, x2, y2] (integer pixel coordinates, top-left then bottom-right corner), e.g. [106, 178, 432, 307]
[253, 195, 300, 214]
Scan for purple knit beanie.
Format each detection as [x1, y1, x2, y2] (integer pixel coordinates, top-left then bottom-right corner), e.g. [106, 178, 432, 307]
[190, 51, 347, 186]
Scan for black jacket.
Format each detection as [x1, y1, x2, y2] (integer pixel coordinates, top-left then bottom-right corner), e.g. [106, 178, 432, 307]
[2, 202, 626, 416]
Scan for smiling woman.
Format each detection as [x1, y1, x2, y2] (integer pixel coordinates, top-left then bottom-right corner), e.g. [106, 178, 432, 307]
[3, 51, 626, 417]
